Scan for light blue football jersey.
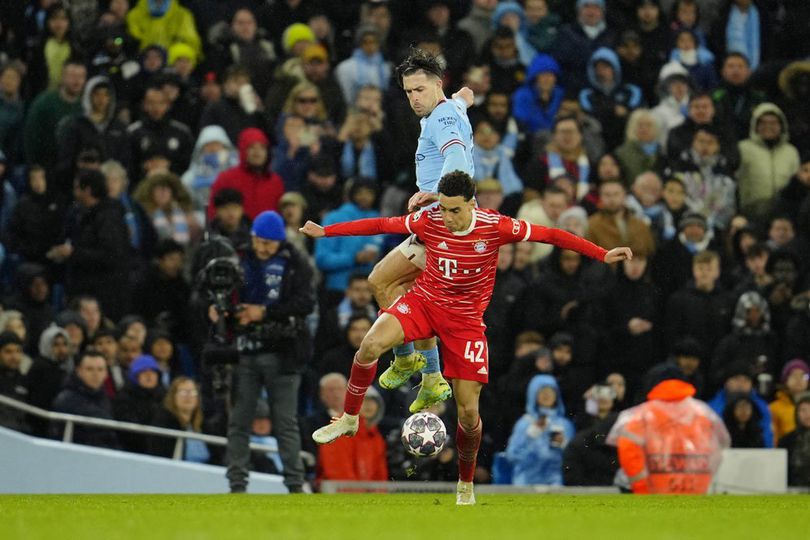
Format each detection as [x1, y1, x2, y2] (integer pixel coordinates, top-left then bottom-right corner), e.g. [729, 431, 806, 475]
[415, 98, 474, 193]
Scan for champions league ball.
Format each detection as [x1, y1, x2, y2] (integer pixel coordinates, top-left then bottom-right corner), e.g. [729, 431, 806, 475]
[401, 412, 447, 457]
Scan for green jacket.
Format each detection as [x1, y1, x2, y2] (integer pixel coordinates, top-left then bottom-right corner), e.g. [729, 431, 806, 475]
[23, 90, 82, 168]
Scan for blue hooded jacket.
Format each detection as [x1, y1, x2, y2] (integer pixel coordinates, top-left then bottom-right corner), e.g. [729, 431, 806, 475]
[511, 54, 565, 133]
[708, 388, 773, 447]
[505, 374, 575, 485]
[491, 2, 538, 67]
[579, 47, 643, 114]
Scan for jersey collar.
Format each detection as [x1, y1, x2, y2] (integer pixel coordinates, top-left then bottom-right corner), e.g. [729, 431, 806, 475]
[452, 209, 477, 236]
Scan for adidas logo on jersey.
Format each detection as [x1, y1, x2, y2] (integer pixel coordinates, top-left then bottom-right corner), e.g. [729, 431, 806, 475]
[438, 241, 449, 250]
[477, 366, 488, 375]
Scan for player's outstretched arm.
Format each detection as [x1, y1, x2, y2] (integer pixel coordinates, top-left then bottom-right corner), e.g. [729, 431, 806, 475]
[301, 216, 412, 238]
[604, 247, 633, 264]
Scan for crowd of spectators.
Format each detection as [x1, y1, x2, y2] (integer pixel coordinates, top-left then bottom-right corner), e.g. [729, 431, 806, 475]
[0, 0, 810, 489]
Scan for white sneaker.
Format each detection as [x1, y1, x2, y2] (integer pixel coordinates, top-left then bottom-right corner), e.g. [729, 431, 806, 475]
[312, 414, 359, 444]
[456, 481, 476, 506]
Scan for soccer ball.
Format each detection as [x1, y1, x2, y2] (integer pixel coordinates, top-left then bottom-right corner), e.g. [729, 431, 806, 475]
[401, 412, 447, 457]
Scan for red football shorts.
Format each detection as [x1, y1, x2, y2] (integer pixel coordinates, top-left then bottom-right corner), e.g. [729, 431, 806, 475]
[382, 292, 490, 384]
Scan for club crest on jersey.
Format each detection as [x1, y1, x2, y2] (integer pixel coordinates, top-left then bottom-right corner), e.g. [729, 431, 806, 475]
[473, 240, 488, 253]
[396, 303, 411, 314]
[511, 219, 521, 235]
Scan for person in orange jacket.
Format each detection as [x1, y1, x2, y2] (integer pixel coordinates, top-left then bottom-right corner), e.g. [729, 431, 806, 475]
[770, 359, 810, 445]
[607, 367, 730, 494]
[316, 386, 389, 483]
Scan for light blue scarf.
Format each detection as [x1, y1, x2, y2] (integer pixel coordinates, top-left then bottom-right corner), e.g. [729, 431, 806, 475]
[351, 49, 388, 98]
[726, 4, 760, 71]
[340, 140, 377, 180]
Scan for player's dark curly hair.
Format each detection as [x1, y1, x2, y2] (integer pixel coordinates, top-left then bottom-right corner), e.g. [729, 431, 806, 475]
[438, 171, 476, 201]
[395, 47, 444, 88]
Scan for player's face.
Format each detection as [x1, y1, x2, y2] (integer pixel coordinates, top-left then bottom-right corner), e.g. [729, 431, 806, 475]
[402, 72, 442, 117]
[438, 194, 475, 232]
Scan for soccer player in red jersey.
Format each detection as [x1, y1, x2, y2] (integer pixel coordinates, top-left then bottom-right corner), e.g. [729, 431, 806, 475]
[301, 171, 632, 504]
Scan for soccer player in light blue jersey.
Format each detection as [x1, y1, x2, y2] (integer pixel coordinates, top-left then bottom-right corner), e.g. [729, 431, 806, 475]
[367, 48, 475, 413]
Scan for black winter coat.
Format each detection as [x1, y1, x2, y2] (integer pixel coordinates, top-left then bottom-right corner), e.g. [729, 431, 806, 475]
[4, 191, 67, 265]
[64, 198, 131, 320]
[126, 116, 193, 180]
[130, 264, 191, 342]
[25, 357, 68, 435]
[112, 382, 166, 453]
[562, 414, 619, 486]
[52, 374, 118, 449]
[665, 283, 734, 365]
[0, 365, 29, 432]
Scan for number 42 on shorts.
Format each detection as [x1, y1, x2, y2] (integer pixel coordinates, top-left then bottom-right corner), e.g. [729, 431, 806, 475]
[464, 341, 487, 363]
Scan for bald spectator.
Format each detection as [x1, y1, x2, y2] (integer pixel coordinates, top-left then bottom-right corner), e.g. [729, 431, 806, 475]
[517, 186, 568, 263]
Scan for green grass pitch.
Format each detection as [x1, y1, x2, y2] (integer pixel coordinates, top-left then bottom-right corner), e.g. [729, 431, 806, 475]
[2, 494, 809, 540]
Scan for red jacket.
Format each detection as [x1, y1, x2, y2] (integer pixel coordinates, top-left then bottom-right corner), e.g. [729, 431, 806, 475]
[316, 418, 389, 482]
[207, 128, 284, 221]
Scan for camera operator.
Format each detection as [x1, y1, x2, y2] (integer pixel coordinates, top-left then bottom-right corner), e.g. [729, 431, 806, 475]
[212, 211, 315, 493]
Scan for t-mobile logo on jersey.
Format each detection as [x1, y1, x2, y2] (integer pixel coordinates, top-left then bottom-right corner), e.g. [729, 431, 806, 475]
[438, 257, 458, 279]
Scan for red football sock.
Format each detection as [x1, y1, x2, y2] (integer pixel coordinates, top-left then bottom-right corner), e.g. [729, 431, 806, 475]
[344, 355, 378, 415]
[456, 417, 482, 483]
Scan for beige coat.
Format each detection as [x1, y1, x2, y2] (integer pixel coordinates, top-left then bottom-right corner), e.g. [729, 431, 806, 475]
[736, 103, 800, 218]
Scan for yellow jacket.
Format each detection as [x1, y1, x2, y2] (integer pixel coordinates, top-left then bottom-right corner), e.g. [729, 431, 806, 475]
[127, 0, 202, 62]
[769, 390, 796, 445]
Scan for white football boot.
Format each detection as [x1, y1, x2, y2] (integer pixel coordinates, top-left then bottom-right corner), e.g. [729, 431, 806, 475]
[312, 413, 359, 444]
[456, 481, 476, 506]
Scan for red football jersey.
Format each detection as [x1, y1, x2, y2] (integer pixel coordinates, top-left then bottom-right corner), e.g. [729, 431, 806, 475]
[323, 208, 608, 319]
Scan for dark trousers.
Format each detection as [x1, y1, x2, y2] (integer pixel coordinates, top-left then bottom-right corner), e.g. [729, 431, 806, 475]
[226, 352, 304, 489]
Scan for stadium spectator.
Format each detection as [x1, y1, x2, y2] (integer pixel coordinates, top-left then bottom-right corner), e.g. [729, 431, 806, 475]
[101, 160, 158, 262]
[669, 124, 737, 230]
[148, 377, 210, 463]
[207, 188, 251, 252]
[511, 54, 563, 135]
[318, 314, 374, 380]
[50, 169, 130, 321]
[587, 180, 656, 256]
[517, 186, 567, 263]
[207, 128, 285, 222]
[315, 180, 382, 304]
[75, 295, 111, 344]
[773, 155, 810, 229]
[336, 108, 393, 184]
[710, 0, 764, 73]
[562, 413, 619, 486]
[651, 61, 692, 146]
[23, 59, 86, 171]
[315, 274, 376, 360]
[25, 325, 71, 435]
[133, 171, 200, 245]
[484, 26, 526, 95]
[458, 0, 498, 56]
[211, 8, 277, 98]
[723, 393, 766, 448]
[0, 62, 25, 170]
[712, 53, 765, 141]
[130, 238, 190, 342]
[126, 0, 202, 63]
[419, 0, 475, 86]
[0, 332, 28, 432]
[0, 311, 32, 373]
[335, 25, 391, 106]
[127, 85, 194, 180]
[181, 125, 238, 223]
[52, 350, 118, 449]
[615, 109, 665, 187]
[57, 76, 131, 177]
[505, 374, 575, 486]
[626, 172, 667, 238]
[552, 0, 616, 92]
[316, 386, 388, 482]
[651, 212, 723, 298]
[666, 92, 738, 168]
[92, 329, 124, 398]
[708, 361, 773, 447]
[55, 311, 88, 357]
[4, 263, 55, 353]
[146, 330, 176, 386]
[669, 28, 718, 91]
[278, 192, 310, 257]
[736, 103, 800, 221]
[490, 2, 538, 68]
[777, 61, 810, 155]
[770, 360, 810, 445]
[778, 392, 810, 487]
[633, 0, 668, 93]
[602, 255, 660, 397]
[642, 336, 706, 400]
[199, 66, 265, 147]
[248, 398, 283, 475]
[663, 249, 733, 360]
[523, 116, 594, 201]
[472, 120, 523, 202]
[26, 3, 79, 97]
[113, 354, 166, 453]
[302, 373, 347, 455]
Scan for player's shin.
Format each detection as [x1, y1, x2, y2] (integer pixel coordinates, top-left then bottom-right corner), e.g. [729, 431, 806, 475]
[418, 346, 441, 375]
[392, 342, 416, 366]
[456, 416, 483, 483]
[344, 355, 379, 415]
